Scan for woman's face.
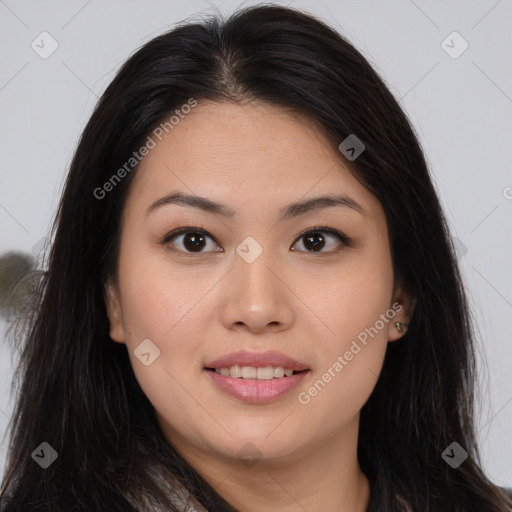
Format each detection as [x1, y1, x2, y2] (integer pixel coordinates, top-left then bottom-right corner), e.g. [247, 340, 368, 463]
[105, 100, 412, 469]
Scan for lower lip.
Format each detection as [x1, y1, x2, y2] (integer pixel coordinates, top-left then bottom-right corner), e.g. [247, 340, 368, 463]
[204, 369, 310, 404]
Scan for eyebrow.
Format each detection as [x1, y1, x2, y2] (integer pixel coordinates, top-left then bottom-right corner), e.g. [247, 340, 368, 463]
[146, 191, 367, 220]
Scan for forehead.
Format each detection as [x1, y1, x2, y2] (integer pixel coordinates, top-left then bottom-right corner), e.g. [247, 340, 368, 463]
[125, 101, 380, 221]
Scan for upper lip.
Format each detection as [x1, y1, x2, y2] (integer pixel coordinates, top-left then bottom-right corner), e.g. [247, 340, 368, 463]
[204, 350, 309, 371]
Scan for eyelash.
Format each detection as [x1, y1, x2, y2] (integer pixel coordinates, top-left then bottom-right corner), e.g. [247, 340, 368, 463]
[161, 225, 352, 256]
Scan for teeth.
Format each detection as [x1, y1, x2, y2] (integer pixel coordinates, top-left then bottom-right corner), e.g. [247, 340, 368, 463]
[230, 365, 242, 378]
[257, 366, 274, 380]
[241, 366, 257, 379]
[213, 365, 298, 379]
[274, 367, 285, 378]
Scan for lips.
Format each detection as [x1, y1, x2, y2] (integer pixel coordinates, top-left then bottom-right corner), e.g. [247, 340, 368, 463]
[204, 350, 309, 372]
[203, 350, 310, 404]
[205, 369, 309, 403]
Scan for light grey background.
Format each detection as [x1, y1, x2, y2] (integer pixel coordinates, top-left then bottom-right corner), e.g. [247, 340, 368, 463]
[1, 0, 511, 487]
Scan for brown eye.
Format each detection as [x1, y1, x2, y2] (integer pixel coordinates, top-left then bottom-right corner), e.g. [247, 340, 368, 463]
[162, 228, 222, 254]
[182, 232, 207, 252]
[291, 228, 350, 253]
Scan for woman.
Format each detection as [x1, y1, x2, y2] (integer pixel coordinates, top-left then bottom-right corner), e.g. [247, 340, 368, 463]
[1, 5, 510, 511]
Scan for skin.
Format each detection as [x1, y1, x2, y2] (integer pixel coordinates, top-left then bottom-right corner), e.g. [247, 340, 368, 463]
[105, 100, 415, 512]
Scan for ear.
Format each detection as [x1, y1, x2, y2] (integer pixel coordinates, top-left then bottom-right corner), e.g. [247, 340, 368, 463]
[104, 277, 126, 344]
[388, 279, 416, 342]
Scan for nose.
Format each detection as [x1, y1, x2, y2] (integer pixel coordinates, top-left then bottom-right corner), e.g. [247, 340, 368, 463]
[219, 245, 295, 335]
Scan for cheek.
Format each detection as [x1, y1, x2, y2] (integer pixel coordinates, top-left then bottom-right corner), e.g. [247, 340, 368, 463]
[294, 247, 394, 421]
[296, 282, 391, 436]
[115, 250, 214, 438]
[116, 239, 205, 339]
[114, 243, 209, 382]
[306, 248, 394, 350]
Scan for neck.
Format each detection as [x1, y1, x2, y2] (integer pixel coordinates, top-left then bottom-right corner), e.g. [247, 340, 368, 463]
[164, 416, 371, 512]
[214, 457, 371, 512]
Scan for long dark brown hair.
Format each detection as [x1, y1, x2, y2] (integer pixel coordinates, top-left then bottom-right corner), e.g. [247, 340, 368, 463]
[1, 5, 510, 511]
